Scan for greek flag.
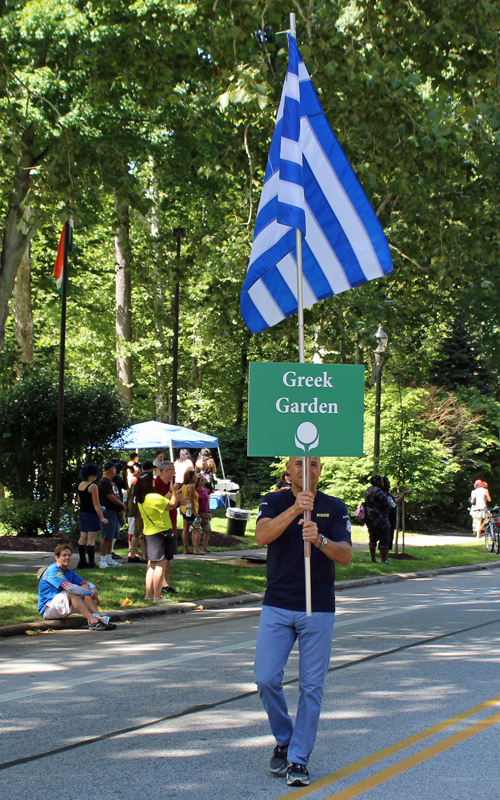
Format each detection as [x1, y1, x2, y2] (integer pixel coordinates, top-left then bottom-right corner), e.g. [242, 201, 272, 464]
[240, 34, 393, 333]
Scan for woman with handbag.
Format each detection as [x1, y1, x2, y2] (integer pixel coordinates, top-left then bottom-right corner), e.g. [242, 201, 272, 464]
[135, 472, 179, 604]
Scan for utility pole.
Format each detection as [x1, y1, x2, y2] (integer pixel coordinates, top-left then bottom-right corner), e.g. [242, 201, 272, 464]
[172, 228, 186, 425]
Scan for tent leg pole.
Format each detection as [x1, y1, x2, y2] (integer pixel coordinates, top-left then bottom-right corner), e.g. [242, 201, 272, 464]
[169, 444, 174, 463]
[218, 447, 226, 480]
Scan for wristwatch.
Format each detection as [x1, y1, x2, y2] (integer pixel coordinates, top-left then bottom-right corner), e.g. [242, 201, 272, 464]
[318, 534, 329, 549]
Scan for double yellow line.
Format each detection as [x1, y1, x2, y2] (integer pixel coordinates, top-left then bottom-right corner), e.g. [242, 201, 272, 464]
[276, 694, 500, 800]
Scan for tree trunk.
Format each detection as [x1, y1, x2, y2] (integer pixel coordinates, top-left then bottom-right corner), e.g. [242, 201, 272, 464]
[0, 127, 37, 352]
[114, 195, 133, 406]
[13, 239, 34, 369]
[149, 162, 170, 422]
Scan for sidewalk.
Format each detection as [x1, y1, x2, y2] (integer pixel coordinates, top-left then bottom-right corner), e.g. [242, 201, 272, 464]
[0, 531, 477, 576]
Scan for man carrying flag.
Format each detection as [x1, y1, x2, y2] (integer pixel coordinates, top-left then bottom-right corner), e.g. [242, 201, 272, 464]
[254, 456, 351, 786]
[242, 22, 393, 787]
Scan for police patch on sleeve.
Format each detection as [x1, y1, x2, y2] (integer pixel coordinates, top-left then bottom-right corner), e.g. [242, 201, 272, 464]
[345, 518, 352, 533]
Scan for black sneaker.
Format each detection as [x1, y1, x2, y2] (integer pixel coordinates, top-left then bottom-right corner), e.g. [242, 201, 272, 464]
[128, 556, 146, 563]
[88, 619, 116, 631]
[269, 745, 288, 776]
[162, 585, 178, 595]
[286, 763, 310, 786]
[111, 552, 123, 559]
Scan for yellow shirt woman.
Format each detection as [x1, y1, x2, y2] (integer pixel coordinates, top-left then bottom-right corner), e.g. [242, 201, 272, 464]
[180, 483, 199, 515]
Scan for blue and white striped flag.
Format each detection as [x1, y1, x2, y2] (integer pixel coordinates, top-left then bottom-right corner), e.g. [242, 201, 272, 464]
[240, 34, 393, 334]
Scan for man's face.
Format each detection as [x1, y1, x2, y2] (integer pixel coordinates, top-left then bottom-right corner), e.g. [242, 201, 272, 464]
[161, 466, 174, 483]
[157, 453, 164, 462]
[104, 467, 116, 479]
[286, 457, 322, 490]
[55, 550, 72, 570]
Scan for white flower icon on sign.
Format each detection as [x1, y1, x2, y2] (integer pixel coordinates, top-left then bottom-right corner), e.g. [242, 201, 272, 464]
[295, 422, 319, 453]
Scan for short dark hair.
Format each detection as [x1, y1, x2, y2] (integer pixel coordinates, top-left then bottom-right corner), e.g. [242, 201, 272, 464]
[80, 463, 99, 481]
[370, 475, 383, 486]
[103, 461, 115, 472]
[142, 460, 155, 471]
[156, 449, 164, 456]
[135, 471, 154, 504]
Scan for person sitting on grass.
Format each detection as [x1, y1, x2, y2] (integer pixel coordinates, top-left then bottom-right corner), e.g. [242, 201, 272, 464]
[38, 544, 116, 631]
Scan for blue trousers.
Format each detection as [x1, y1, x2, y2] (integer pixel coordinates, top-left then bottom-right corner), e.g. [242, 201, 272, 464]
[254, 605, 335, 765]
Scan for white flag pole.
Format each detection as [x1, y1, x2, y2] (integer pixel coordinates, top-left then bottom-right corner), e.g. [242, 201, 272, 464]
[289, 12, 312, 617]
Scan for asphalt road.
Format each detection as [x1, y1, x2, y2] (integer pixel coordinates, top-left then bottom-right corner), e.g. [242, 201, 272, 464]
[1, 568, 499, 800]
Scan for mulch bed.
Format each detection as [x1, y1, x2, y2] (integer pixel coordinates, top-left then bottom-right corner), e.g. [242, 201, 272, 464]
[0, 536, 76, 552]
[0, 531, 247, 552]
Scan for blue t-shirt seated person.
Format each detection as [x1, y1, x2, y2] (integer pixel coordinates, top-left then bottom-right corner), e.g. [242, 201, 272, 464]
[38, 545, 116, 631]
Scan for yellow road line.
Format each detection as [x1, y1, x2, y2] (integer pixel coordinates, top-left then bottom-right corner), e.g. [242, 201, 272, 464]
[275, 694, 500, 800]
[323, 709, 500, 800]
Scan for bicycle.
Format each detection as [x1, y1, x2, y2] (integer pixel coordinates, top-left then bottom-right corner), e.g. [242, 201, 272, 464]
[484, 506, 500, 554]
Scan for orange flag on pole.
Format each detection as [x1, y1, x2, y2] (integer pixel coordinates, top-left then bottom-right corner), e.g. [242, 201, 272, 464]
[53, 219, 73, 295]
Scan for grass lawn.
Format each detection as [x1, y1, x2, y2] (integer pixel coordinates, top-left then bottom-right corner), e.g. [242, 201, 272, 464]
[0, 555, 31, 563]
[1, 541, 499, 627]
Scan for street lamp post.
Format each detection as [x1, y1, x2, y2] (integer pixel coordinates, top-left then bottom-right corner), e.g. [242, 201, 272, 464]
[172, 228, 186, 425]
[373, 324, 388, 474]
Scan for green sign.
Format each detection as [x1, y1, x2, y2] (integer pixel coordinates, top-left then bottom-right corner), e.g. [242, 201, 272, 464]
[247, 362, 364, 457]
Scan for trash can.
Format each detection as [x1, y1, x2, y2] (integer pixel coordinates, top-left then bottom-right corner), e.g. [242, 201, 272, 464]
[226, 507, 251, 537]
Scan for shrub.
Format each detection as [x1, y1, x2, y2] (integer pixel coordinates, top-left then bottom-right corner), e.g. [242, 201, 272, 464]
[0, 498, 53, 536]
[0, 371, 130, 502]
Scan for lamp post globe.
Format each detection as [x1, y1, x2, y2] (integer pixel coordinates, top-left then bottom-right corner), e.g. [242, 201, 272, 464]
[373, 324, 388, 473]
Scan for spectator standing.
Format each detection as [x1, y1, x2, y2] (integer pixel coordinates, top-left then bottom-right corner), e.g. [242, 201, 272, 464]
[111, 461, 127, 559]
[470, 479, 491, 538]
[136, 472, 179, 603]
[154, 461, 181, 594]
[274, 471, 291, 491]
[153, 450, 165, 477]
[195, 448, 217, 493]
[154, 461, 180, 533]
[38, 544, 116, 630]
[195, 475, 212, 554]
[77, 463, 108, 569]
[125, 469, 147, 563]
[126, 453, 140, 487]
[382, 477, 411, 550]
[180, 469, 199, 554]
[174, 449, 194, 484]
[98, 462, 126, 568]
[364, 475, 391, 563]
[254, 456, 352, 786]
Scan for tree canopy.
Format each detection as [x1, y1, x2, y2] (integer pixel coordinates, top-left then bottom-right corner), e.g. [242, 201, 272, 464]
[0, 0, 499, 519]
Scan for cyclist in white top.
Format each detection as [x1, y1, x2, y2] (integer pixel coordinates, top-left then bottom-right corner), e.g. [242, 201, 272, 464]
[470, 480, 491, 537]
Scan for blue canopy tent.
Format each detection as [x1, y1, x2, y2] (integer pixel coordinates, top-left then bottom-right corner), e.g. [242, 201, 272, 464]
[114, 420, 225, 478]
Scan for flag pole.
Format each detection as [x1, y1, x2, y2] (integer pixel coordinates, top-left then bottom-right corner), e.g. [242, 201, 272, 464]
[290, 12, 312, 617]
[53, 220, 70, 535]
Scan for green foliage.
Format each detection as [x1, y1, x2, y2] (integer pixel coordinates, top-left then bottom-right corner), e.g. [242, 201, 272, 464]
[429, 319, 495, 392]
[0, 371, 130, 501]
[310, 384, 499, 527]
[1, 0, 500, 531]
[0, 497, 52, 536]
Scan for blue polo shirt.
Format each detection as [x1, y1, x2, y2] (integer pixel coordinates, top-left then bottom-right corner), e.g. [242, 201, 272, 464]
[258, 489, 351, 613]
[37, 562, 84, 616]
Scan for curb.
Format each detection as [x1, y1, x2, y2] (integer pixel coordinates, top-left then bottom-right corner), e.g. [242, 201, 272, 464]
[2, 562, 500, 639]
